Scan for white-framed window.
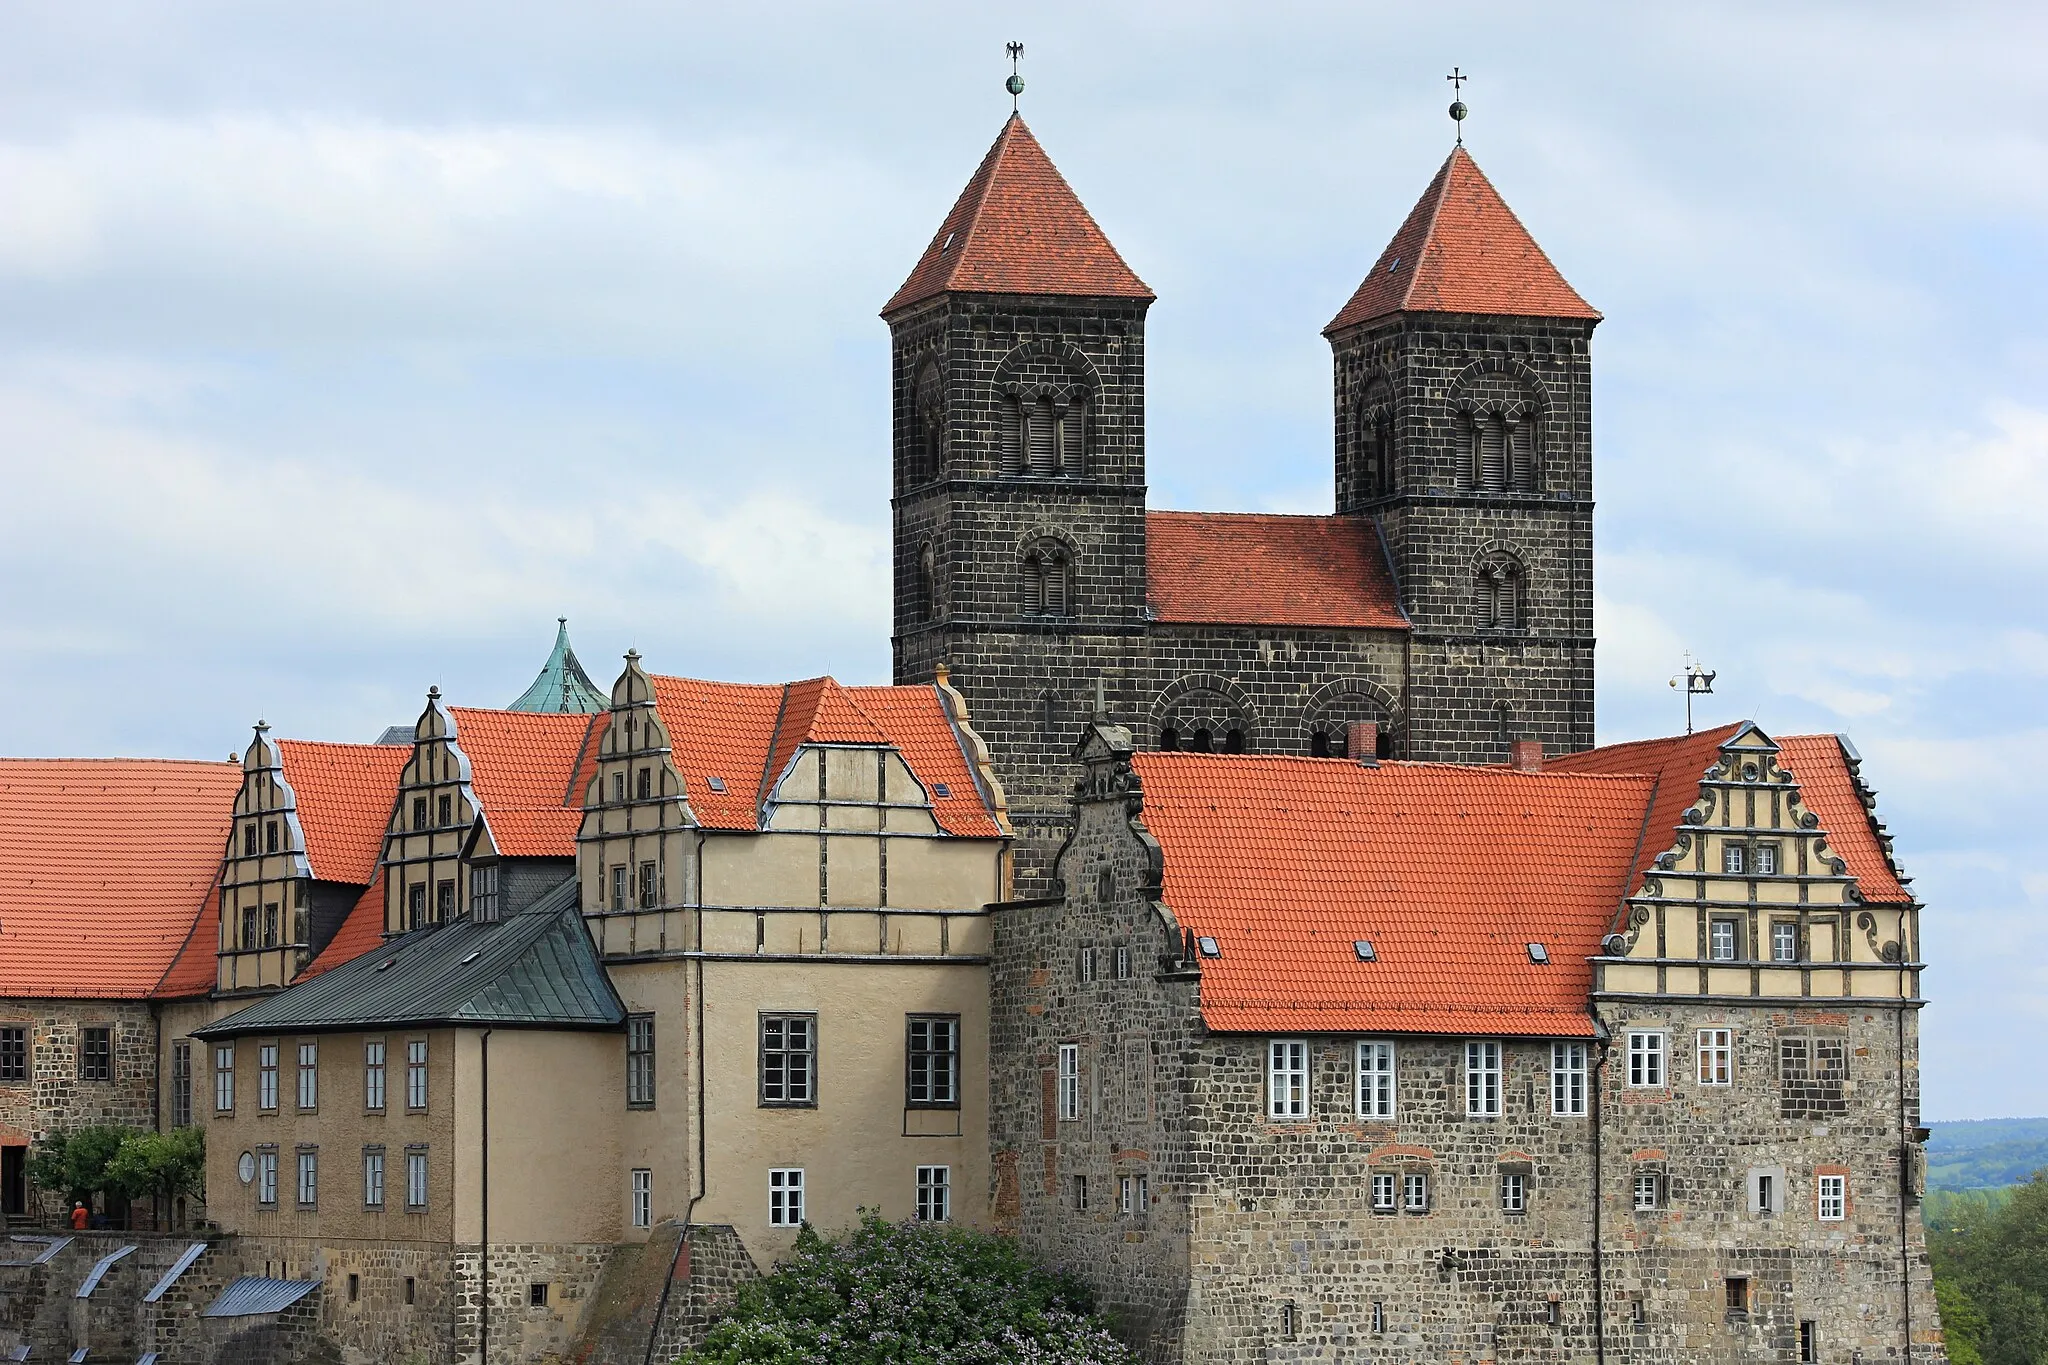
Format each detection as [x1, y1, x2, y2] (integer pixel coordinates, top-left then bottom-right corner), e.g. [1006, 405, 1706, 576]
[1709, 918, 1740, 961]
[610, 864, 627, 912]
[258, 1042, 279, 1110]
[1114, 946, 1131, 980]
[1772, 921, 1798, 963]
[1724, 844, 1746, 875]
[470, 863, 500, 921]
[257, 1150, 278, 1206]
[768, 1168, 804, 1226]
[1633, 1172, 1660, 1211]
[1268, 1040, 1309, 1119]
[1627, 1031, 1666, 1088]
[1056, 1043, 1080, 1121]
[297, 1150, 318, 1207]
[1550, 1042, 1588, 1116]
[364, 1040, 386, 1110]
[1464, 1040, 1502, 1117]
[297, 1041, 318, 1110]
[1356, 1041, 1395, 1119]
[406, 1039, 429, 1110]
[406, 1148, 428, 1210]
[1072, 1174, 1089, 1211]
[1119, 1175, 1135, 1215]
[1078, 946, 1096, 983]
[1402, 1172, 1430, 1213]
[631, 1169, 652, 1229]
[1370, 1172, 1396, 1213]
[1697, 1029, 1734, 1086]
[214, 1044, 235, 1113]
[1817, 1173, 1846, 1222]
[1755, 843, 1779, 875]
[917, 1165, 950, 1222]
[363, 1148, 384, 1208]
[1500, 1171, 1526, 1213]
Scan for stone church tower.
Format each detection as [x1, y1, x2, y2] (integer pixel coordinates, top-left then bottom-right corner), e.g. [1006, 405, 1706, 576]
[885, 117, 1600, 887]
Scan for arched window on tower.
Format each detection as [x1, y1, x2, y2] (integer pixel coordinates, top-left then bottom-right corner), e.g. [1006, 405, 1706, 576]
[1021, 541, 1072, 618]
[912, 361, 944, 483]
[1458, 404, 1539, 492]
[1003, 389, 1086, 478]
[916, 541, 938, 621]
[1356, 402, 1395, 502]
[1476, 556, 1524, 631]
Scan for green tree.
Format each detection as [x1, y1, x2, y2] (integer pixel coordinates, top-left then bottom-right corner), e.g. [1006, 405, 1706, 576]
[25, 1124, 132, 1210]
[105, 1127, 206, 1217]
[677, 1214, 1138, 1365]
[1927, 1170, 2048, 1365]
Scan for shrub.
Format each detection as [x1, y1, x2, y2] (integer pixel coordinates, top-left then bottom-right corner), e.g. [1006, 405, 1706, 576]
[677, 1214, 1137, 1365]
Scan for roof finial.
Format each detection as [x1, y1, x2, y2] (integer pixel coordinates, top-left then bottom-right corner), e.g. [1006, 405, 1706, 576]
[1668, 651, 1717, 735]
[1446, 67, 1469, 147]
[1005, 41, 1025, 115]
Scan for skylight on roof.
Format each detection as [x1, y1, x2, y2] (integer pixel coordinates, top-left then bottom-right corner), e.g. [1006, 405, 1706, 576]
[706, 776, 726, 793]
[374, 958, 398, 973]
[1526, 943, 1550, 965]
[1388, 256, 1401, 272]
[1353, 940, 1376, 962]
[459, 951, 482, 966]
[941, 231, 955, 252]
[1196, 936, 1221, 958]
[932, 783, 951, 799]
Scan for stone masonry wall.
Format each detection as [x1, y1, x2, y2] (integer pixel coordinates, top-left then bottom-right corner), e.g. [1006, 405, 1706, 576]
[0, 999, 157, 1193]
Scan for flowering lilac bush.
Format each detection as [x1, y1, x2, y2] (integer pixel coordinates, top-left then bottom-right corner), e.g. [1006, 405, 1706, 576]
[676, 1214, 1138, 1365]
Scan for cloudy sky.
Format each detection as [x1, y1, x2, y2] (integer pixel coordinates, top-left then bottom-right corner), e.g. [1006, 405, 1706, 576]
[3, 2, 2044, 1117]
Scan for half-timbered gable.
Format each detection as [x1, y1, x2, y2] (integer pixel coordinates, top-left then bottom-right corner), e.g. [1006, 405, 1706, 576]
[1564, 722, 1918, 1004]
[216, 728, 408, 994]
[380, 689, 484, 936]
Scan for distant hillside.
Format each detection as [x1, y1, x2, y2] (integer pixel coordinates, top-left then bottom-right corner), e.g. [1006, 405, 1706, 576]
[1927, 1117, 2048, 1192]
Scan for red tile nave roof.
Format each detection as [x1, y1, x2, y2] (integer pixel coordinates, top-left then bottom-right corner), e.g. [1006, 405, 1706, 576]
[1146, 512, 1407, 630]
[0, 758, 241, 999]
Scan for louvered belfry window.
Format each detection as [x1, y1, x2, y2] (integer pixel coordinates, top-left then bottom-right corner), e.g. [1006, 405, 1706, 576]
[1027, 397, 1058, 475]
[1000, 398, 1024, 474]
[1022, 542, 1071, 618]
[1508, 416, 1535, 490]
[1478, 415, 1507, 490]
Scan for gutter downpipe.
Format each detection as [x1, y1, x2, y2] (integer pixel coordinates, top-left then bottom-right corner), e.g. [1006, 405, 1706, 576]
[1591, 1022, 1609, 1365]
[482, 1026, 493, 1365]
[642, 953, 707, 1365]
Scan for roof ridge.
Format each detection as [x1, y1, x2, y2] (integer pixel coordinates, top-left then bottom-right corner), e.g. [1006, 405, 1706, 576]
[0, 756, 237, 767]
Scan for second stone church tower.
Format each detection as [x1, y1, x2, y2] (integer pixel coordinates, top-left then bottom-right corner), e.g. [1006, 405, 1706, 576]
[884, 114, 1598, 888]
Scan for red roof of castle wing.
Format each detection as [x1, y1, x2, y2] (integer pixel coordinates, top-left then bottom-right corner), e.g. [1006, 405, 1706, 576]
[153, 885, 224, 1000]
[448, 707, 603, 858]
[0, 758, 241, 1000]
[1146, 512, 1408, 630]
[297, 878, 386, 980]
[883, 114, 1153, 315]
[275, 740, 410, 885]
[1134, 754, 1655, 1036]
[649, 675, 1006, 839]
[1545, 724, 1741, 891]
[1326, 147, 1599, 334]
[1774, 735, 1911, 904]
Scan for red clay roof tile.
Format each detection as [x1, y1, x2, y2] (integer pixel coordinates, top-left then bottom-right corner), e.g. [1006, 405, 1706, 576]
[447, 708, 602, 859]
[1146, 512, 1407, 630]
[1135, 754, 1651, 1036]
[1326, 147, 1599, 334]
[883, 115, 1152, 315]
[275, 740, 410, 886]
[1775, 735, 1911, 904]
[0, 758, 240, 999]
[153, 885, 224, 1000]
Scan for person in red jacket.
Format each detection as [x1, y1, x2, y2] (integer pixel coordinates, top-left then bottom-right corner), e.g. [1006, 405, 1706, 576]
[69, 1201, 87, 1230]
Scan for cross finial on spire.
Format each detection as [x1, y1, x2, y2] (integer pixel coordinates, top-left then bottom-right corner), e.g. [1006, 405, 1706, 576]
[1005, 42, 1025, 114]
[1446, 67, 1469, 146]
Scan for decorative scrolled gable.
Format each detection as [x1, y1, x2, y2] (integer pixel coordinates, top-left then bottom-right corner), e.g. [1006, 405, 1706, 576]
[1595, 723, 1920, 1003]
[1055, 721, 1166, 907]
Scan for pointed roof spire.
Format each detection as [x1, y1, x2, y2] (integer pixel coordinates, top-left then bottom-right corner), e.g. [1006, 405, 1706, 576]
[1324, 147, 1599, 335]
[883, 116, 1153, 316]
[507, 619, 609, 715]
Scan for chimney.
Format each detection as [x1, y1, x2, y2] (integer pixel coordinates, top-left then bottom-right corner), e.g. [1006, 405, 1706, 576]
[1347, 721, 1379, 766]
[1510, 739, 1544, 773]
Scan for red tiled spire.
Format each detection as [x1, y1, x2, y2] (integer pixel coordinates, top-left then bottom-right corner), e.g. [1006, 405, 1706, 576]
[1325, 147, 1599, 334]
[883, 115, 1153, 316]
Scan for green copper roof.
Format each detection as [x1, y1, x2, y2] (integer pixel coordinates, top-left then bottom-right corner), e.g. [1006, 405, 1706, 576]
[193, 878, 625, 1037]
[508, 618, 609, 714]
